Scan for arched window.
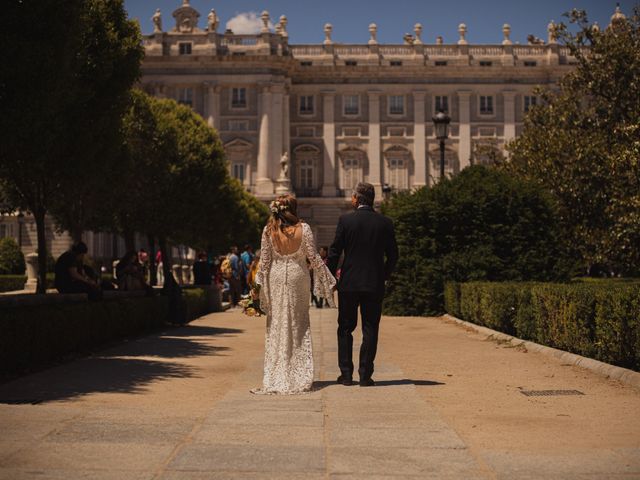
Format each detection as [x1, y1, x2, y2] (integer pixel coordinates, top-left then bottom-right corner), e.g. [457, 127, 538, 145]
[224, 139, 253, 187]
[293, 145, 321, 196]
[384, 145, 411, 191]
[339, 147, 366, 192]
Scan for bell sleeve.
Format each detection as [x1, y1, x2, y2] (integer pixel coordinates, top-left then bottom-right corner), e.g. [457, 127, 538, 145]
[256, 226, 272, 316]
[303, 223, 337, 307]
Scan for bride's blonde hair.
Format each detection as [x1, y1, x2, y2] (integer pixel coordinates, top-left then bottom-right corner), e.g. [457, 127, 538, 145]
[267, 194, 300, 234]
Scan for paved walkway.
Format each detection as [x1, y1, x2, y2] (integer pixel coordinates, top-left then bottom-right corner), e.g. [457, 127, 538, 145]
[0, 308, 639, 479]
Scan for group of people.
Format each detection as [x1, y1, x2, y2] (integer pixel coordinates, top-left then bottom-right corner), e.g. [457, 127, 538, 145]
[219, 245, 260, 307]
[54, 242, 153, 299]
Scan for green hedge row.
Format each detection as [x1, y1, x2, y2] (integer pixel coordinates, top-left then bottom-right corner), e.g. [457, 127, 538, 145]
[0, 288, 213, 375]
[0, 275, 26, 292]
[445, 281, 640, 370]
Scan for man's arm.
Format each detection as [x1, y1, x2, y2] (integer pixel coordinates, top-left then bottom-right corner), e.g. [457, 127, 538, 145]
[327, 217, 345, 277]
[384, 221, 399, 280]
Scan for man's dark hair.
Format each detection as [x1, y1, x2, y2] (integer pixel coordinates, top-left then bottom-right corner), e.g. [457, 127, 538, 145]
[244, 244, 251, 251]
[353, 182, 375, 207]
[71, 242, 88, 254]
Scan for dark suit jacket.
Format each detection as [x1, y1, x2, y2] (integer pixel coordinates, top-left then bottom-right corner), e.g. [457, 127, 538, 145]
[328, 205, 399, 294]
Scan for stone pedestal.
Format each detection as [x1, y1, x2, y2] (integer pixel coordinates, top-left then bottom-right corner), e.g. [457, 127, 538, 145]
[275, 177, 291, 195]
[172, 264, 183, 285]
[25, 252, 38, 292]
[181, 265, 191, 285]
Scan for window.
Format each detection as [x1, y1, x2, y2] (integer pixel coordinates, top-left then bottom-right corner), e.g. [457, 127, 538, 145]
[435, 95, 449, 113]
[0, 224, 7, 238]
[389, 95, 404, 115]
[387, 157, 408, 190]
[298, 158, 315, 189]
[179, 42, 192, 55]
[387, 127, 405, 137]
[524, 60, 537, 67]
[524, 95, 537, 112]
[479, 95, 494, 115]
[228, 120, 248, 131]
[299, 95, 314, 114]
[478, 127, 496, 137]
[343, 126, 360, 137]
[300, 61, 313, 66]
[390, 60, 403, 67]
[343, 156, 362, 189]
[479, 61, 492, 67]
[345, 60, 358, 66]
[343, 95, 359, 115]
[232, 163, 245, 183]
[178, 87, 193, 106]
[231, 87, 247, 108]
[435, 61, 448, 66]
[297, 126, 315, 137]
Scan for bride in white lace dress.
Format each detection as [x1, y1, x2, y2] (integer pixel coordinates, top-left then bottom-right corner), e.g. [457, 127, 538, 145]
[252, 194, 336, 395]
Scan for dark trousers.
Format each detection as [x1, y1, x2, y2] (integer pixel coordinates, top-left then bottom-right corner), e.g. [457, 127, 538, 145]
[337, 291, 383, 381]
[229, 277, 242, 306]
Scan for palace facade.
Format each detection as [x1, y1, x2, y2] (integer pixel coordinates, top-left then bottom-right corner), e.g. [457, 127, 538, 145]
[138, 0, 581, 245]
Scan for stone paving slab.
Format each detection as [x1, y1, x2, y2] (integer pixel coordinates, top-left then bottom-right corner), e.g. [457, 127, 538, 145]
[168, 444, 326, 473]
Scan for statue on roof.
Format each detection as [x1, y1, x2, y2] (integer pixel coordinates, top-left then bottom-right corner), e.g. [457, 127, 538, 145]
[152, 9, 162, 33]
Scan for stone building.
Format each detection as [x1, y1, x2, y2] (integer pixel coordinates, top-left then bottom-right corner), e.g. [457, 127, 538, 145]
[138, 1, 585, 245]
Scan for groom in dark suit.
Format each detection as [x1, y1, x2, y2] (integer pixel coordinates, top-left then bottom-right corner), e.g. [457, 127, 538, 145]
[328, 182, 398, 386]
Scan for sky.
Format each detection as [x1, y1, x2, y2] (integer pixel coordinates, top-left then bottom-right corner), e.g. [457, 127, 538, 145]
[123, 0, 628, 45]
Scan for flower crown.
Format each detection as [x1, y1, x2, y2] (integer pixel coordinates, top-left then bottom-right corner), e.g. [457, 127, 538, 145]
[269, 200, 288, 214]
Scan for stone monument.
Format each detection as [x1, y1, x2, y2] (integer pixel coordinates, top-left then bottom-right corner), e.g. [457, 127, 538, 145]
[275, 152, 292, 195]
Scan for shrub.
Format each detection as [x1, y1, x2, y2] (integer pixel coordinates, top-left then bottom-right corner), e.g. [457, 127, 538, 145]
[383, 165, 572, 316]
[0, 287, 213, 375]
[447, 280, 640, 371]
[0, 237, 25, 274]
[0, 275, 26, 292]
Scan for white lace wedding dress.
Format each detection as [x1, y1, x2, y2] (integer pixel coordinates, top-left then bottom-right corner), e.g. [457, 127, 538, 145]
[253, 222, 336, 394]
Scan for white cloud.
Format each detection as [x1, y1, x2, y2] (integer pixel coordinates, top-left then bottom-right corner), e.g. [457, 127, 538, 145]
[225, 12, 274, 35]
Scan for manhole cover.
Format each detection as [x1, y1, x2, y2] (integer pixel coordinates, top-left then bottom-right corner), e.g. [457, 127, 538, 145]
[520, 390, 584, 397]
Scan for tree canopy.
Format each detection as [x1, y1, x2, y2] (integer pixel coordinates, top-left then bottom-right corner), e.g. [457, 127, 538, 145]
[503, 7, 640, 276]
[382, 165, 572, 316]
[0, 0, 142, 291]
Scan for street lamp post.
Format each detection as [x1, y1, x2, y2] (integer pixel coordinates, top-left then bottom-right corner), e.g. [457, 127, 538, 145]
[432, 110, 451, 181]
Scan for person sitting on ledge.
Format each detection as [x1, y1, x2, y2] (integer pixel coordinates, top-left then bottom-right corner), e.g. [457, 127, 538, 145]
[54, 242, 101, 300]
[115, 251, 152, 293]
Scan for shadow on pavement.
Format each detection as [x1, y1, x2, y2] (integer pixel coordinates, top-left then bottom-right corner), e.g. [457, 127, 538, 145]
[374, 379, 446, 387]
[163, 325, 243, 337]
[0, 357, 195, 404]
[0, 323, 244, 404]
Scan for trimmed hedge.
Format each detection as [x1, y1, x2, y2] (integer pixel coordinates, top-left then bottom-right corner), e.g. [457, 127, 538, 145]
[0, 275, 26, 292]
[0, 287, 214, 375]
[445, 281, 640, 370]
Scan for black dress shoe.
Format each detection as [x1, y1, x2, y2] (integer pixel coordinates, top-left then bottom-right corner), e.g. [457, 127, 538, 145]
[337, 375, 353, 386]
[359, 378, 375, 387]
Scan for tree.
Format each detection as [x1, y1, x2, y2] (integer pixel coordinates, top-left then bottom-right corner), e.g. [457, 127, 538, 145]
[0, 0, 142, 293]
[382, 165, 572, 316]
[503, 7, 640, 275]
[116, 91, 268, 288]
[0, 238, 25, 275]
[50, 0, 143, 244]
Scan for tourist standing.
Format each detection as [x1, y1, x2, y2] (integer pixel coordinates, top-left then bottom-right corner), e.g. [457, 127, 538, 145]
[228, 246, 242, 306]
[193, 252, 212, 285]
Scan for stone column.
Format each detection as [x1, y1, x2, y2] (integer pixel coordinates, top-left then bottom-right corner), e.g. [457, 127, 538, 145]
[205, 83, 220, 130]
[25, 252, 38, 292]
[457, 90, 472, 170]
[413, 91, 427, 187]
[270, 84, 284, 182]
[283, 91, 291, 165]
[256, 86, 274, 195]
[368, 90, 382, 196]
[321, 90, 336, 196]
[503, 90, 516, 145]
